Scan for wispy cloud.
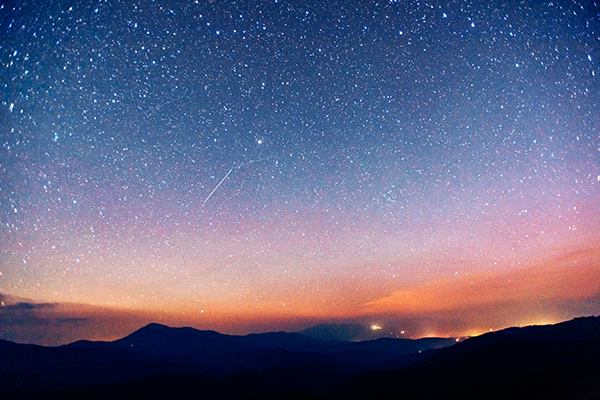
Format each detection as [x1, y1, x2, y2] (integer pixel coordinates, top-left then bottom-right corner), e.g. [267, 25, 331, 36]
[364, 246, 600, 315]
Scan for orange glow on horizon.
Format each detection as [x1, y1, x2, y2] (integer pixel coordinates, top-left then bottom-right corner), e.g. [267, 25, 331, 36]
[363, 246, 600, 315]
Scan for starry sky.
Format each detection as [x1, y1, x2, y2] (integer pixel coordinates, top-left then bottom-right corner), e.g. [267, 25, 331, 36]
[1, 0, 600, 343]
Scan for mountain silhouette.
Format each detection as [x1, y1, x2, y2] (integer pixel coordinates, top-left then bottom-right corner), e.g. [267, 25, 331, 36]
[1, 317, 599, 399]
[68, 322, 455, 376]
[413, 315, 600, 368]
[335, 316, 600, 400]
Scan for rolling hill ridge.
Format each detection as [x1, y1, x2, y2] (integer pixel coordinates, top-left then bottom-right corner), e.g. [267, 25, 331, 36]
[1, 317, 599, 399]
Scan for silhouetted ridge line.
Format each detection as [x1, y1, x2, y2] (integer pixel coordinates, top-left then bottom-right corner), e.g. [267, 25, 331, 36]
[3, 316, 598, 399]
[415, 315, 600, 368]
[335, 315, 600, 400]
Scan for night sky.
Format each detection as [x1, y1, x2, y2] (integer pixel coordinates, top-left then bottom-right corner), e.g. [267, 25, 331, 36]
[1, 0, 600, 343]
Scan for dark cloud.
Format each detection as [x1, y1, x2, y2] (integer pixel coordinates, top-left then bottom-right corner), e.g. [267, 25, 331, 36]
[1, 302, 56, 311]
[0, 295, 155, 345]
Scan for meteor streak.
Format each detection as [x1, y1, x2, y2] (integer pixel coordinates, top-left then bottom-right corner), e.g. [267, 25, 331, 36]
[202, 157, 272, 204]
[202, 168, 233, 204]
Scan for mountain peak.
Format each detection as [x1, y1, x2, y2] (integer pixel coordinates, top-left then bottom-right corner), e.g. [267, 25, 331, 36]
[121, 323, 223, 343]
[137, 322, 171, 331]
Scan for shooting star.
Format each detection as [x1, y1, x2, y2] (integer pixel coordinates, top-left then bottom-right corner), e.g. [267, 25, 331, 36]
[201, 157, 273, 205]
[203, 168, 233, 204]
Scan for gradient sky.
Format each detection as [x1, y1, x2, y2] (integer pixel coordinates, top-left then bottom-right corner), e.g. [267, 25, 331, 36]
[1, 0, 600, 344]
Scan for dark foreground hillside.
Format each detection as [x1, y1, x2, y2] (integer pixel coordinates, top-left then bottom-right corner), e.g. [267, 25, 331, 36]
[0, 323, 453, 399]
[337, 316, 600, 400]
[1, 316, 599, 399]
